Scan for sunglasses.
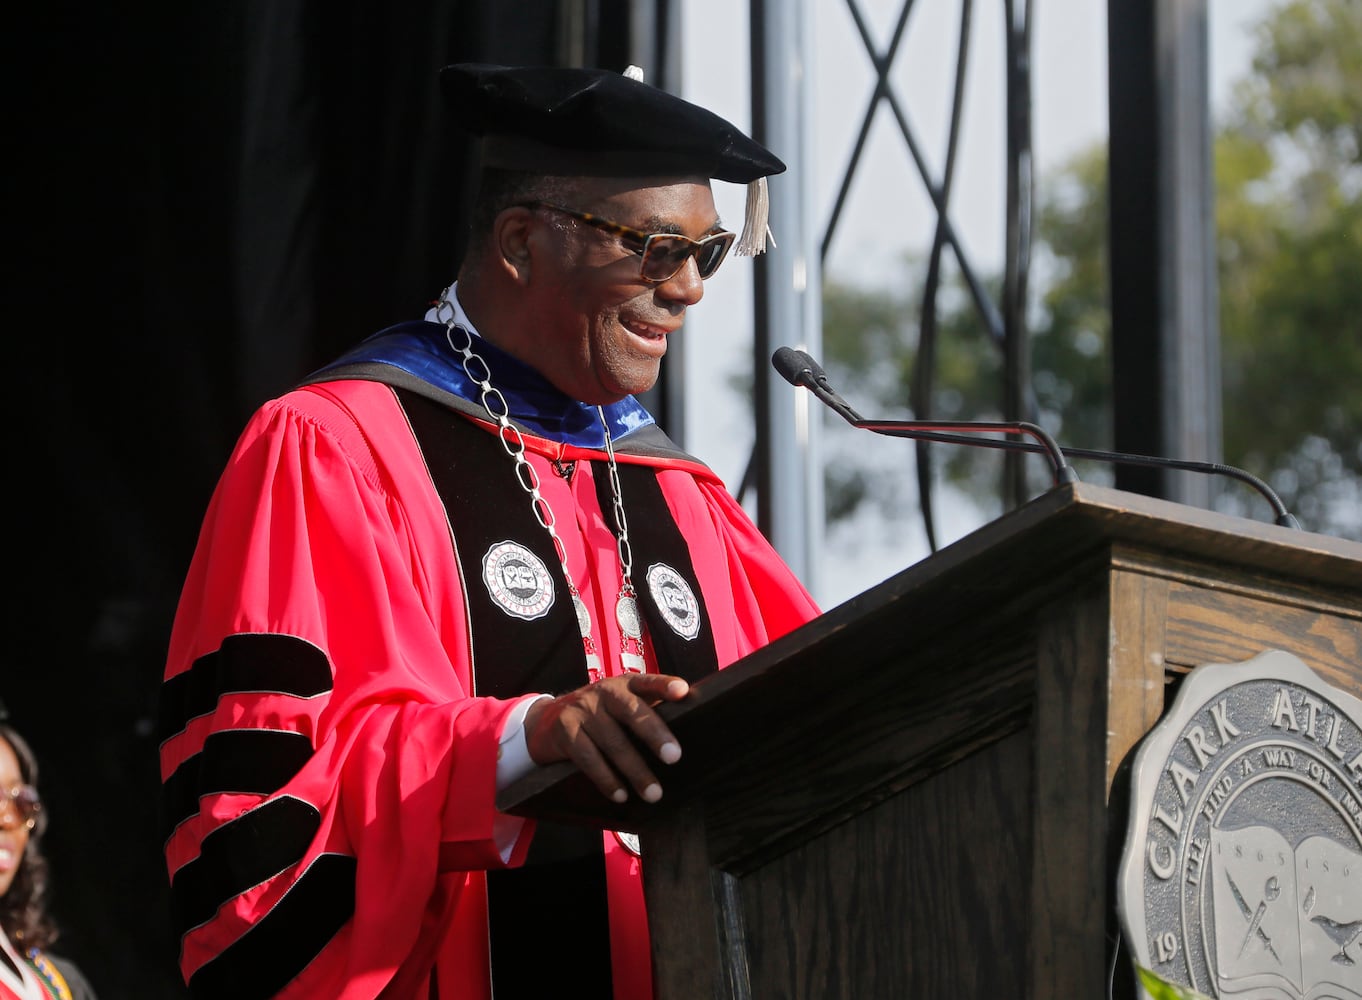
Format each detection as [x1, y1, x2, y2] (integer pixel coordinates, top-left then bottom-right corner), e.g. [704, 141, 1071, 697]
[525, 201, 736, 283]
[0, 783, 40, 831]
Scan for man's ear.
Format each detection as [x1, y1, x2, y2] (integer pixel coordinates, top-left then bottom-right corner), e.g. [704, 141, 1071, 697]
[492, 206, 536, 284]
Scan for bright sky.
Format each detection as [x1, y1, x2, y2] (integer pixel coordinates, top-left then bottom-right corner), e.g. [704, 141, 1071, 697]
[676, 0, 1280, 606]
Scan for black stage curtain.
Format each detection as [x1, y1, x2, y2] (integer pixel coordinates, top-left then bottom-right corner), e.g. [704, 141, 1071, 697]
[13, 3, 630, 994]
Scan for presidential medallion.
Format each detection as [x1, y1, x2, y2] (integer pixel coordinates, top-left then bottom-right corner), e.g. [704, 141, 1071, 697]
[573, 593, 602, 682]
[616, 592, 646, 673]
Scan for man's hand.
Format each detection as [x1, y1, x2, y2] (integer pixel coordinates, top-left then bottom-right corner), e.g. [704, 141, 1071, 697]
[522, 674, 690, 804]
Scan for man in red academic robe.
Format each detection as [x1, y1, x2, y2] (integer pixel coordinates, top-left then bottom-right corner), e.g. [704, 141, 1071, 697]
[159, 63, 820, 999]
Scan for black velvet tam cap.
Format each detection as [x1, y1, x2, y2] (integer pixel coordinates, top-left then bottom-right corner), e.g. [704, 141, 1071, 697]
[439, 62, 784, 254]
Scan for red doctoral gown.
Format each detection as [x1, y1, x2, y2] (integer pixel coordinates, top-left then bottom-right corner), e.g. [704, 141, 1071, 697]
[159, 369, 820, 999]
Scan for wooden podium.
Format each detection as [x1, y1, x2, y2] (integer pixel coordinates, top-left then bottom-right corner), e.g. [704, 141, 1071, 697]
[498, 483, 1362, 999]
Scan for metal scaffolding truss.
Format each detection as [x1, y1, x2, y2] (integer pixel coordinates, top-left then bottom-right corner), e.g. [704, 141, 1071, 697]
[738, 0, 1221, 578]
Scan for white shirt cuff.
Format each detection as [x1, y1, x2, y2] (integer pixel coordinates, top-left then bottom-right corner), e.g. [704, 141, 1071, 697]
[495, 694, 553, 790]
[492, 694, 553, 863]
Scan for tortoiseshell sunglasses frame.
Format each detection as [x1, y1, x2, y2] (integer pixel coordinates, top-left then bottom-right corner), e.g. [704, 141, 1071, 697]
[524, 201, 736, 282]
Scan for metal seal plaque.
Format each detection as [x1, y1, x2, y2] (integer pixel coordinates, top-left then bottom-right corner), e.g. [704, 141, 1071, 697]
[1117, 649, 1362, 1000]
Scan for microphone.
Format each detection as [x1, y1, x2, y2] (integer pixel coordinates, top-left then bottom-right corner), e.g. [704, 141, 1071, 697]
[773, 345, 1079, 487]
[771, 346, 1301, 529]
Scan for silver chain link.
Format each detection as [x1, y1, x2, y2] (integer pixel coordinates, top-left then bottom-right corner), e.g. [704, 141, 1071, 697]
[598, 406, 634, 588]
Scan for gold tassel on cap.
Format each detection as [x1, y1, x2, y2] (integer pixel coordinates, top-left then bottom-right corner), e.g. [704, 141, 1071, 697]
[735, 176, 774, 257]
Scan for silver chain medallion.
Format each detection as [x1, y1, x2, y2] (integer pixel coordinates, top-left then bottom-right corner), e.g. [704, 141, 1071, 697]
[616, 591, 646, 671]
[573, 593, 603, 683]
[616, 592, 642, 637]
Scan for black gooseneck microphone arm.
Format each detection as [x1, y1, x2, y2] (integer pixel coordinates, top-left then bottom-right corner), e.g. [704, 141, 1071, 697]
[772, 346, 1301, 529]
[772, 346, 1078, 487]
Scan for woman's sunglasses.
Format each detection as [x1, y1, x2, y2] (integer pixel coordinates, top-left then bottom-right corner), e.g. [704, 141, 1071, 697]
[0, 783, 40, 831]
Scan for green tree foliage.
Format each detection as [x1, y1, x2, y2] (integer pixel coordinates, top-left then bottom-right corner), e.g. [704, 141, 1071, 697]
[1216, 0, 1361, 533]
[1029, 147, 1113, 458]
[821, 0, 1360, 537]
